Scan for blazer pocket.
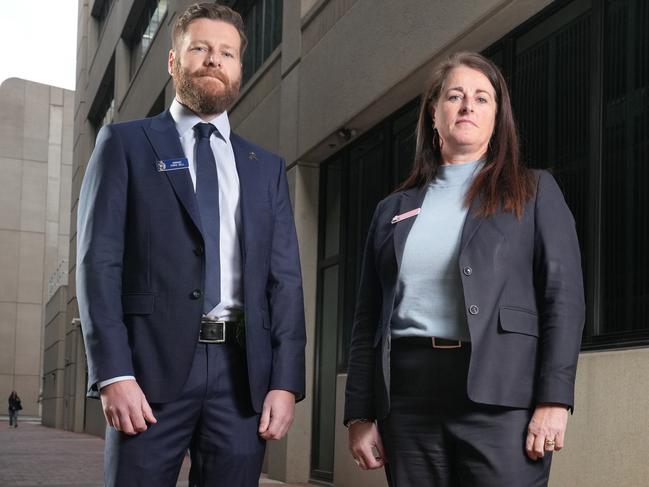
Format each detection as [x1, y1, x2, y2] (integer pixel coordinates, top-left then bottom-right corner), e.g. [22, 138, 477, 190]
[499, 306, 539, 337]
[122, 293, 155, 315]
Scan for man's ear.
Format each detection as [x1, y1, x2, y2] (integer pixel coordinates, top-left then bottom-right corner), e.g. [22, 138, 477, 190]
[168, 49, 175, 76]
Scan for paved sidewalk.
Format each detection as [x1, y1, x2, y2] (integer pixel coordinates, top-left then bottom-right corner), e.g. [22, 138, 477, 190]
[0, 420, 314, 487]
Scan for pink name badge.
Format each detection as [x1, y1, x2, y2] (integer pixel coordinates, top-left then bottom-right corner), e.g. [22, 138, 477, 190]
[391, 208, 421, 224]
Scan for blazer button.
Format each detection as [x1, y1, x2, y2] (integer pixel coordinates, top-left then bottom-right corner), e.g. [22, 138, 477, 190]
[191, 289, 202, 300]
[468, 305, 479, 315]
[194, 246, 204, 256]
[463, 266, 473, 276]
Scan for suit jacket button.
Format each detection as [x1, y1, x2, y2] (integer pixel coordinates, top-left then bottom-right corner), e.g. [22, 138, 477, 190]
[463, 266, 473, 276]
[469, 305, 479, 315]
[194, 246, 204, 256]
[191, 289, 202, 299]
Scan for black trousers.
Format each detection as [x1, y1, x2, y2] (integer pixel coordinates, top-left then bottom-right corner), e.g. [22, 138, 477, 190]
[104, 343, 265, 487]
[379, 338, 551, 487]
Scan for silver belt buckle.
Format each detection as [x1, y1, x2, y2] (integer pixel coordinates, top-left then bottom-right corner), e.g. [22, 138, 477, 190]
[200, 316, 226, 343]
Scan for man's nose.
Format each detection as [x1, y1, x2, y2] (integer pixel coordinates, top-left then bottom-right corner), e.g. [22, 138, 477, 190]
[206, 54, 222, 66]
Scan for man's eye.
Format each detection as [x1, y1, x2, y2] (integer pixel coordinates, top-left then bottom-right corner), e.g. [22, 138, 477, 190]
[477, 97, 488, 103]
[223, 51, 234, 58]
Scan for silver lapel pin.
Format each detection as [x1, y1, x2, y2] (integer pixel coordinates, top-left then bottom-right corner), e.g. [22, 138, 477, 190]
[248, 151, 258, 160]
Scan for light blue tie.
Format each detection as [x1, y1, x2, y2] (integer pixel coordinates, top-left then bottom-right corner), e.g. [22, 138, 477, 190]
[193, 123, 221, 314]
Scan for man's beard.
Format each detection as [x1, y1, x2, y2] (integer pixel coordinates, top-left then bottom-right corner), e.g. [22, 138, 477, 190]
[172, 59, 241, 116]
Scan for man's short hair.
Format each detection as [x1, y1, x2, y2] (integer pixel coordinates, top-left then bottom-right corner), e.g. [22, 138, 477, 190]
[172, 2, 248, 55]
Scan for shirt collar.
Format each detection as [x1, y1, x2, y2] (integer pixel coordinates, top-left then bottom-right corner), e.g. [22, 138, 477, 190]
[169, 98, 232, 142]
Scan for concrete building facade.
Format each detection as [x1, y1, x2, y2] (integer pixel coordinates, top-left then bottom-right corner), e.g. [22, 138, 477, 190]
[0, 78, 73, 418]
[48, 0, 648, 485]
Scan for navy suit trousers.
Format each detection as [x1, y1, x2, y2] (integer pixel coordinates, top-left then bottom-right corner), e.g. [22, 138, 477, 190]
[104, 343, 265, 487]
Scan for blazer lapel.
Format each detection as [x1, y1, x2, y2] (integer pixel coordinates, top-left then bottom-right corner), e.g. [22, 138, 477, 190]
[230, 133, 251, 261]
[144, 111, 203, 235]
[392, 186, 427, 270]
[459, 193, 484, 254]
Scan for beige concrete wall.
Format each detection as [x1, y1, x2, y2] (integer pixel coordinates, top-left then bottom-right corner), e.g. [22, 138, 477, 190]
[42, 286, 68, 428]
[0, 78, 73, 417]
[550, 348, 649, 486]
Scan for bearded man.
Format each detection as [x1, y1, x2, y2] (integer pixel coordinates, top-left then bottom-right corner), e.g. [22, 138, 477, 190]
[76, 3, 306, 486]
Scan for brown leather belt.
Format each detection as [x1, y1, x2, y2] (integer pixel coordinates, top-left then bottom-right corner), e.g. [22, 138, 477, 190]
[394, 336, 464, 349]
[199, 316, 245, 346]
[431, 337, 462, 349]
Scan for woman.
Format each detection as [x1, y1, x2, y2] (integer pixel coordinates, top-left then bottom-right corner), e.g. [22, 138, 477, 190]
[344, 52, 584, 486]
[8, 391, 22, 428]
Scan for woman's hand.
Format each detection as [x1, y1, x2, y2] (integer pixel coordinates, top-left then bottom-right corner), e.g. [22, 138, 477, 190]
[525, 403, 569, 460]
[348, 421, 387, 470]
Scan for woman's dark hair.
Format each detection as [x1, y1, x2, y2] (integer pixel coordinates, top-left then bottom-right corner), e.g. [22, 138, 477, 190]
[172, 2, 248, 56]
[398, 51, 534, 217]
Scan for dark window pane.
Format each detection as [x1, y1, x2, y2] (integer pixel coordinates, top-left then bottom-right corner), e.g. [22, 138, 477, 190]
[339, 130, 394, 369]
[552, 13, 592, 302]
[312, 264, 339, 479]
[234, 0, 282, 84]
[514, 42, 550, 169]
[511, 7, 592, 343]
[273, 0, 283, 51]
[243, 11, 255, 81]
[254, 1, 264, 69]
[324, 161, 342, 259]
[263, 0, 273, 60]
[600, 0, 649, 334]
[392, 103, 418, 184]
[130, 0, 167, 77]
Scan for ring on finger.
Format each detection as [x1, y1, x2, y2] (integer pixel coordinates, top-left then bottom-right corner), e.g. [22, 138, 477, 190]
[354, 458, 361, 467]
[544, 439, 556, 448]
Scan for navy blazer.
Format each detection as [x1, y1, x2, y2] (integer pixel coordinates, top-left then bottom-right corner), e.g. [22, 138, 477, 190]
[344, 170, 585, 423]
[77, 110, 306, 412]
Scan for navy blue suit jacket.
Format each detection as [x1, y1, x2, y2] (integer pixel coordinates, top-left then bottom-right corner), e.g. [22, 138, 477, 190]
[77, 110, 306, 412]
[344, 170, 585, 423]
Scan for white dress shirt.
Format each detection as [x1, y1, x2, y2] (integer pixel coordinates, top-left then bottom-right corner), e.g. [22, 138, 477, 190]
[99, 100, 244, 390]
[169, 99, 244, 319]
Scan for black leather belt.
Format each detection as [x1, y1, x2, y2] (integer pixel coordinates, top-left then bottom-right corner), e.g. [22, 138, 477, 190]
[199, 316, 245, 347]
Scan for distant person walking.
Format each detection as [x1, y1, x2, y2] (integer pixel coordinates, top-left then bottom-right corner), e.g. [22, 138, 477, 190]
[8, 391, 22, 427]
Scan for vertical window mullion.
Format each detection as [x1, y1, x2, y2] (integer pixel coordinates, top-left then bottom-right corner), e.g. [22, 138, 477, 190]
[587, 0, 604, 338]
[622, 0, 636, 325]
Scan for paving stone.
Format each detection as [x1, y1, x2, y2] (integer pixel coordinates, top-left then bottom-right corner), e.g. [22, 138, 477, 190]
[0, 420, 315, 486]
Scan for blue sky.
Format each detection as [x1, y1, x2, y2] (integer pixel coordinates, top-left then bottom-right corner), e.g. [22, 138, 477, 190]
[0, 0, 77, 90]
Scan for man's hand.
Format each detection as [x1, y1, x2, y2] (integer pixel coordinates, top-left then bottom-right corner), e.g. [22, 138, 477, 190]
[348, 421, 386, 470]
[525, 403, 569, 460]
[258, 389, 295, 440]
[100, 380, 157, 436]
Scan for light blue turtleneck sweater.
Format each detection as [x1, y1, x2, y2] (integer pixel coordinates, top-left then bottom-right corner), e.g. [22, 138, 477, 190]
[391, 160, 482, 340]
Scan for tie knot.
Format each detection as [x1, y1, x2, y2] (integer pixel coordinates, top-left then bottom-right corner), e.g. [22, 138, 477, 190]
[194, 122, 217, 140]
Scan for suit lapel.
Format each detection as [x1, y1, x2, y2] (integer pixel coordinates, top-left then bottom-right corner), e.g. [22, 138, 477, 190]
[230, 133, 251, 261]
[392, 187, 427, 271]
[459, 193, 484, 254]
[144, 111, 203, 235]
